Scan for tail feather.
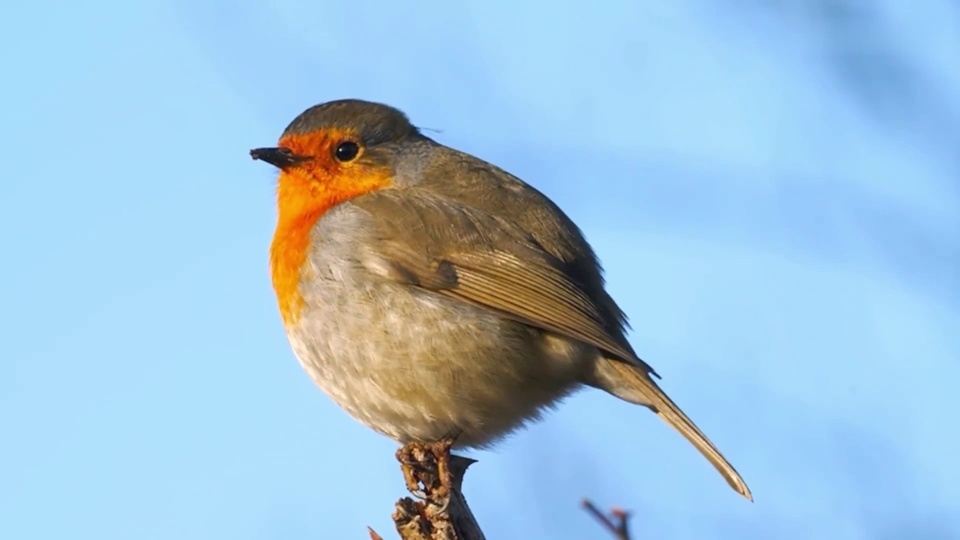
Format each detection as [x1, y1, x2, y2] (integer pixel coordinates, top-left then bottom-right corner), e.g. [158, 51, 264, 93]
[598, 359, 753, 501]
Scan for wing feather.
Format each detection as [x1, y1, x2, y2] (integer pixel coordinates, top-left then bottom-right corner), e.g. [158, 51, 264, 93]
[352, 190, 652, 374]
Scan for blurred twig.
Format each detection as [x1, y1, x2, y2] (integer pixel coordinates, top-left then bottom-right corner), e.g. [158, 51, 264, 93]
[583, 499, 632, 540]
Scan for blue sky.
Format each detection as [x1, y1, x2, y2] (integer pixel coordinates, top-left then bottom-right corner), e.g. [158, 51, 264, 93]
[2, 1, 958, 538]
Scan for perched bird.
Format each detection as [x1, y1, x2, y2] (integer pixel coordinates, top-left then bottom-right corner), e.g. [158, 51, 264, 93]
[251, 99, 752, 500]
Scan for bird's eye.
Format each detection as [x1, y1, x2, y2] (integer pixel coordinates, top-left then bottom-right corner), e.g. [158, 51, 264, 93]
[334, 141, 361, 162]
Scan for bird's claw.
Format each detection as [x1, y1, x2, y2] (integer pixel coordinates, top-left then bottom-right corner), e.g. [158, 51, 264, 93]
[395, 439, 457, 506]
[396, 445, 427, 498]
[428, 439, 454, 501]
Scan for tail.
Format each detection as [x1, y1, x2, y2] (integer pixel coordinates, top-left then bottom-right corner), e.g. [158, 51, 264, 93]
[591, 358, 753, 501]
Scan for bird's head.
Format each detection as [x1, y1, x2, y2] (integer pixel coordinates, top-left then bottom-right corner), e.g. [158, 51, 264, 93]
[251, 99, 422, 220]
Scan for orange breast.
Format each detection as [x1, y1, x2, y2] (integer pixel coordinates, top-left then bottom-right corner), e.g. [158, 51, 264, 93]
[268, 135, 393, 326]
[270, 207, 324, 326]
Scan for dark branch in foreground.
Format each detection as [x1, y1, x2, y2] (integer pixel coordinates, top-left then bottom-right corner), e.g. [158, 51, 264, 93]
[582, 498, 632, 540]
[369, 446, 486, 540]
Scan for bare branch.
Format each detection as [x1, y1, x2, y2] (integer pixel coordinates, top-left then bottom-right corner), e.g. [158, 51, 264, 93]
[582, 499, 631, 540]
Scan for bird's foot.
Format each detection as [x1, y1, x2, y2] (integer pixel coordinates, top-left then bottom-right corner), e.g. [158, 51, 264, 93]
[395, 443, 429, 500]
[424, 438, 455, 502]
[395, 437, 458, 507]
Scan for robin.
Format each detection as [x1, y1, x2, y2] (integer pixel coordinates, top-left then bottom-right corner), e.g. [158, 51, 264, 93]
[251, 99, 752, 501]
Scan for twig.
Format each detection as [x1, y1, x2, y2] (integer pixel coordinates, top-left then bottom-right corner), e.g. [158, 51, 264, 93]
[369, 447, 486, 540]
[582, 499, 631, 540]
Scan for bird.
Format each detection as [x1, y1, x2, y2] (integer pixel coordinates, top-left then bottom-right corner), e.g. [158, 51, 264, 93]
[250, 99, 752, 501]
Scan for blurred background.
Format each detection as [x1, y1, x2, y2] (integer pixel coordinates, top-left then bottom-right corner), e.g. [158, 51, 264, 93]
[1, 1, 957, 538]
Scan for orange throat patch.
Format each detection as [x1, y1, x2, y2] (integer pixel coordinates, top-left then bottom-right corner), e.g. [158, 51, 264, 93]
[270, 207, 322, 327]
[268, 135, 392, 326]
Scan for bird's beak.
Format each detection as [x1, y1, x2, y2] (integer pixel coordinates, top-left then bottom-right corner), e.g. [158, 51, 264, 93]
[250, 147, 308, 169]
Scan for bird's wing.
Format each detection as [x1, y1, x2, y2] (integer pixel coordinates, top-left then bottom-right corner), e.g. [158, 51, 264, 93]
[351, 189, 649, 371]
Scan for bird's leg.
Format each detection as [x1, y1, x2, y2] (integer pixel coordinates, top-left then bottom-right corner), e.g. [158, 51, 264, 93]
[395, 432, 461, 505]
[395, 443, 429, 500]
[425, 438, 456, 501]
